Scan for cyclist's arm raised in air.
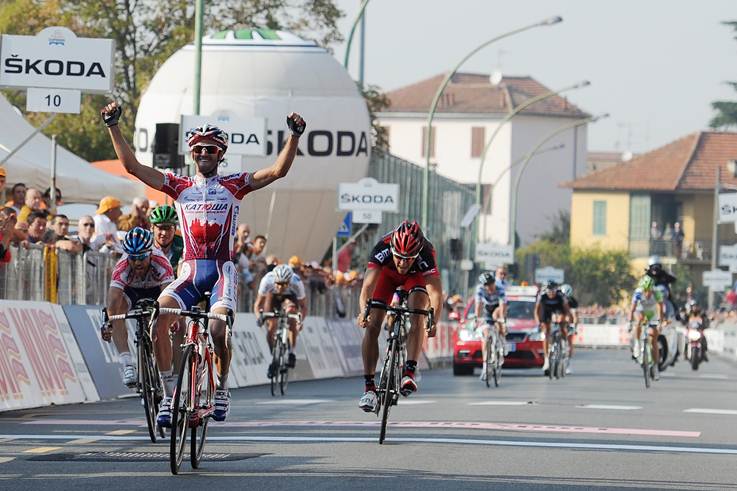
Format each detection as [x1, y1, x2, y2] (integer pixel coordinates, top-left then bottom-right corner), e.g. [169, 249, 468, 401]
[250, 113, 305, 191]
[101, 101, 165, 190]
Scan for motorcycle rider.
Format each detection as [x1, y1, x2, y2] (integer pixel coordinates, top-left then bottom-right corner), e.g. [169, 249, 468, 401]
[684, 300, 709, 362]
[645, 255, 677, 320]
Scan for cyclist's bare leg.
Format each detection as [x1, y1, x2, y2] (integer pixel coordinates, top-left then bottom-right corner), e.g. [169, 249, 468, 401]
[407, 290, 430, 362]
[651, 326, 660, 365]
[541, 321, 551, 357]
[285, 300, 300, 350]
[361, 307, 386, 375]
[155, 295, 180, 375]
[107, 288, 130, 355]
[210, 306, 231, 390]
[480, 324, 491, 363]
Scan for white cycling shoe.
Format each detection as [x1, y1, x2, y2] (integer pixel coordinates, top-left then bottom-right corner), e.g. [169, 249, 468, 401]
[359, 390, 378, 412]
[122, 365, 137, 388]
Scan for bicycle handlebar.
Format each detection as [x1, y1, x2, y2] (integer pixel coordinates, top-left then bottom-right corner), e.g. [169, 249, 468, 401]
[107, 309, 156, 322]
[260, 310, 302, 323]
[363, 300, 434, 331]
[158, 307, 229, 323]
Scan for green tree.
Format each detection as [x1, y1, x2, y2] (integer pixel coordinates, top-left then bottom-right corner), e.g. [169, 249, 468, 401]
[537, 210, 570, 245]
[0, 0, 344, 162]
[710, 21, 737, 129]
[361, 84, 390, 149]
[515, 240, 635, 306]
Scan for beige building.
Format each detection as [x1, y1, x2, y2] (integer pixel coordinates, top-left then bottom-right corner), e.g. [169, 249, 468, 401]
[567, 131, 737, 276]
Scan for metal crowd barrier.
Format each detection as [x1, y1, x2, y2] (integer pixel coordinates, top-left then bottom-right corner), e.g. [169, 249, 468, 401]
[0, 246, 361, 319]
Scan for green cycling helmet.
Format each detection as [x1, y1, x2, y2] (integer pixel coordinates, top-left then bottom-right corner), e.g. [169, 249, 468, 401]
[638, 275, 654, 292]
[150, 205, 178, 225]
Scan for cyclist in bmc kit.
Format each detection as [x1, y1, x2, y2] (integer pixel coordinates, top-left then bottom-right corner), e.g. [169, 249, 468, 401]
[102, 228, 174, 387]
[475, 271, 507, 381]
[254, 264, 308, 377]
[559, 283, 578, 374]
[356, 221, 443, 412]
[101, 100, 305, 426]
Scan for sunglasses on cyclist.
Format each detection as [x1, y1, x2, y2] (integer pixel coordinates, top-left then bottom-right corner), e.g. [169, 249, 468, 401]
[275, 281, 290, 287]
[390, 247, 419, 261]
[128, 253, 151, 262]
[191, 145, 220, 155]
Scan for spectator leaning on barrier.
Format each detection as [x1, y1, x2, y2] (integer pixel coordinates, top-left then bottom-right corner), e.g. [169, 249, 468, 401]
[93, 196, 122, 249]
[0, 207, 17, 263]
[5, 182, 25, 214]
[118, 196, 150, 232]
[24, 211, 48, 245]
[44, 214, 83, 254]
[17, 188, 43, 224]
[72, 215, 105, 252]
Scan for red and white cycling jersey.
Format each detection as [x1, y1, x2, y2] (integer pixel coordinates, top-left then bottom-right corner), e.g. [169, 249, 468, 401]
[110, 248, 174, 290]
[162, 172, 253, 261]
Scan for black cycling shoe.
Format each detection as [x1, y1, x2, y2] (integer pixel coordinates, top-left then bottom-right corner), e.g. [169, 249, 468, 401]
[267, 362, 276, 379]
[287, 353, 296, 368]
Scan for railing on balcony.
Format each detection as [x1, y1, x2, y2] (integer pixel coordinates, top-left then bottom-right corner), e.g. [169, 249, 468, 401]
[629, 239, 711, 262]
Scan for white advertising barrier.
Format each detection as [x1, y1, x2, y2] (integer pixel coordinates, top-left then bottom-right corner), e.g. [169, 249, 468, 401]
[228, 313, 272, 388]
[326, 319, 364, 376]
[571, 323, 629, 347]
[0, 301, 99, 412]
[424, 322, 454, 362]
[298, 316, 345, 380]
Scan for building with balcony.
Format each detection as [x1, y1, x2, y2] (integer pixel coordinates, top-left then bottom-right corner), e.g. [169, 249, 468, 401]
[566, 131, 737, 276]
[377, 72, 590, 245]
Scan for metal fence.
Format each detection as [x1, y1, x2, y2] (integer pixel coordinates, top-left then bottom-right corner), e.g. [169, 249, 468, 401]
[0, 246, 360, 319]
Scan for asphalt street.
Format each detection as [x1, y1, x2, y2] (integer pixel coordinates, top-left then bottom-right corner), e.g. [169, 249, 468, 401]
[1, 348, 737, 490]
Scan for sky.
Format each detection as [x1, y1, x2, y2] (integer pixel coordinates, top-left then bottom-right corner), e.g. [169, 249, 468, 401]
[332, 0, 737, 153]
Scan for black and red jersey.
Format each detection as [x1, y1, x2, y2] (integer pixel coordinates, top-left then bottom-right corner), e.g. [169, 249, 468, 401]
[366, 233, 439, 277]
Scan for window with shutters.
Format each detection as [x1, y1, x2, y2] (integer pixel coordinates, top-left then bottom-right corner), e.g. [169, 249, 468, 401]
[471, 127, 485, 158]
[421, 126, 436, 158]
[593, 200, 607, 235]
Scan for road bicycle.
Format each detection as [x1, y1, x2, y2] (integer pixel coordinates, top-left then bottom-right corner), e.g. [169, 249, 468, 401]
[160, 302, 232, 475]
[260, 309, 302, 396]
[634, 320, 658, 389]
[547, 322, 568, 380]
[482, 319, 506, 388]
[362, 291, 433, 444]
[102, 298, 164, 443]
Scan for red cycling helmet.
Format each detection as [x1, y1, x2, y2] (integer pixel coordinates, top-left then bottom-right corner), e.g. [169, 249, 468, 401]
[186, 124, 229, 153]
[390, 220, 424, 259]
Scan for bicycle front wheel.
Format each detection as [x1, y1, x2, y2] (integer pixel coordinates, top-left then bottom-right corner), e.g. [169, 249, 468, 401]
[270, 339, 281, 397]
[191, 350, 214, 469]
[484, 336, 492, 388]
[280, 342, 290, 396]
[642, 337, 651, 389]
[170, 344, 194, 475]
[139, 339, 158, 443]
[379, 340, 398, 445]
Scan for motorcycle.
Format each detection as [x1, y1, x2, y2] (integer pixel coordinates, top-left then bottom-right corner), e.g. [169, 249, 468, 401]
[684, 320, 705, 371]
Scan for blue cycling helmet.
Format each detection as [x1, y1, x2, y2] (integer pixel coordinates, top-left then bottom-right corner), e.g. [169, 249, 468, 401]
[123, 227, 153, 256]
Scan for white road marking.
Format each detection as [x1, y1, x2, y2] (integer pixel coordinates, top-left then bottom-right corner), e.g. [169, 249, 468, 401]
[468, 401, 533, 406]
[684, 408, 737, 415]
[1, 434, 734, 456]
[397, 400, 436, 405]
[699, 374, 728, 380]
[578, 405, 642, 410]
[0, 457, 15, 464]
[255, 399, 331, 405]
[23, 447, 61, 454]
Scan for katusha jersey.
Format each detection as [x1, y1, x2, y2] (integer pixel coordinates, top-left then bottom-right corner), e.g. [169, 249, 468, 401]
[162, 172, 253, 261]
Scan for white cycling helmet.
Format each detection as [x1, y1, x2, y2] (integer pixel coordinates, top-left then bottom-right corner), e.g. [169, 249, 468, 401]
[273, 264, 293, 284]
[560, 284, 573, 297]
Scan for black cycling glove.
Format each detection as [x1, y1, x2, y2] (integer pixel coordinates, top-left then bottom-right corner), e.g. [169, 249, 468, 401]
[286, 115, 306, 136]
[102, 105, 122, 127]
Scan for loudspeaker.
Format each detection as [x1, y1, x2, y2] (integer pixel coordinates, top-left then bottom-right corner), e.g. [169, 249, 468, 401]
[449, 238, 463, 260]
[153, 123, 185, 169]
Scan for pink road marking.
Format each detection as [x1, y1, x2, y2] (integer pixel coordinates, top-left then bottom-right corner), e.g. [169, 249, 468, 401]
[21, 418, 700, 438]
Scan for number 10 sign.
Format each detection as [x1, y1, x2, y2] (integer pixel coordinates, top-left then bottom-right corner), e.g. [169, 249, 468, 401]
[26, 87, 81, 114]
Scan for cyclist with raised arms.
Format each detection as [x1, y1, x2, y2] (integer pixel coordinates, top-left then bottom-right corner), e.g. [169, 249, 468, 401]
[150, 205, 184, 272]
[357, 220, 442, 412]
[101, 101, 305, 426]
[534, 280, 570, 376]
[474, 271, 507, 381]
[101, 227, 174, 387]
[629, 275, 665, 380]
[254, 263, 308, 376]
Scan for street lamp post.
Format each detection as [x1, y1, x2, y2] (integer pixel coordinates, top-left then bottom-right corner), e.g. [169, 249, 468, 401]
[421, 16, 563, 238]
[508, 113, 609, 248]
[343, 0, 371, 70]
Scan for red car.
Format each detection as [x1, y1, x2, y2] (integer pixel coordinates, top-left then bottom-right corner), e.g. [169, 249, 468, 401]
[452, 286, 543, 375]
